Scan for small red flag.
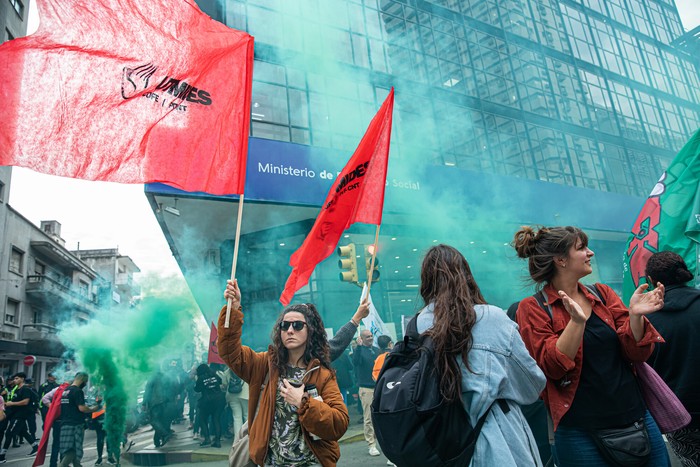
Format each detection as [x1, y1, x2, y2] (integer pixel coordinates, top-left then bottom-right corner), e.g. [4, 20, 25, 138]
[0, 0, 254, 195]
[207, 322, 225, 365]
[279, 88, 394, 306]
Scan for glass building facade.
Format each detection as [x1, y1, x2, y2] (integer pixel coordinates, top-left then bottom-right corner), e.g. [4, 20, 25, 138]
[149, 0, 700, 346]
[223, 0, 699, 196]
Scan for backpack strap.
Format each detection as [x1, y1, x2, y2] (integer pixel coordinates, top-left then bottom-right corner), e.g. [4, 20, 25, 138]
[404, 314, 421, 343]
[533, 289, 553, 319]
[584, 283, 606, 305]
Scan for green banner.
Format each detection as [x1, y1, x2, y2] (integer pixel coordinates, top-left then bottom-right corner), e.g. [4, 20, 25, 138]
[623, 129, 700, 302]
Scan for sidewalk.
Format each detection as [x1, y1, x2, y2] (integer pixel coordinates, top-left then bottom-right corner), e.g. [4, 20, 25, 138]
[124, 409, 365, 465]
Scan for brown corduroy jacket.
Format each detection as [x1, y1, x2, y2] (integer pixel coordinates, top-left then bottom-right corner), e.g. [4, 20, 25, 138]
[217, 305, 349, 466]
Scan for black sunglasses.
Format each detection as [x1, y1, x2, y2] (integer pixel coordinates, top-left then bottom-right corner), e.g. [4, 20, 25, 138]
[280, 320, 307, 332]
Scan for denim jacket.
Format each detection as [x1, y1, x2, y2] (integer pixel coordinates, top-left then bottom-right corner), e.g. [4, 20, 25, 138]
[417, 303, 546, 467]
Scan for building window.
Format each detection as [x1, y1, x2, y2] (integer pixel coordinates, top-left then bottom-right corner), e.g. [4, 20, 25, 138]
[5, 299, 19, 325]
[4, 28, 14, 42]
[79, 280, 90, 297]
[9, 247, 24, 275]
[34, 261, 46, 276]
[8, 0, 23, 17]
[0, 180, 4, 202]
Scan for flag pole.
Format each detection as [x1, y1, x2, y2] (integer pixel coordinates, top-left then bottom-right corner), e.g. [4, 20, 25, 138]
[366, 224, 381, 298]
[224, 194, 245, 328]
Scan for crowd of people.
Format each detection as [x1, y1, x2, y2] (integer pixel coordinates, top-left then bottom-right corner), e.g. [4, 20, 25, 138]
[214, 226, 698, 467]
[1, 226, 698, 466]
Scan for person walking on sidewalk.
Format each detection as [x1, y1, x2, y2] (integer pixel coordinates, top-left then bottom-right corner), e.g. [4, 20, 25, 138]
[218, 280, 349, 467]
[58, 373, 100, 467]
[353, 329, 380, 457]
[0, 372, 39, 462]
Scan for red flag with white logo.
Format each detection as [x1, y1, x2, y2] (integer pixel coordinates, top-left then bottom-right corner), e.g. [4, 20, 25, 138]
[279, 88, 394, 306]
[0, 0, 253, 195]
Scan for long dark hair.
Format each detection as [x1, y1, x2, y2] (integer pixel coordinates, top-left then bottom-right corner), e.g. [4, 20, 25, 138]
[270, 303, 331, 377]
[420, 244, 480, 402]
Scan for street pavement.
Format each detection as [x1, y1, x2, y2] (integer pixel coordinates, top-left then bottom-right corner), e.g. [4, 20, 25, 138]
[1, 406, 395, 466]
[2, 413, 683, 466]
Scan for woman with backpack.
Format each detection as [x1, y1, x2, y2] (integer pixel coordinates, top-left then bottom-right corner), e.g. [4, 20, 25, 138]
[512, 226, 670, 466]
[414, 244, 546, 465]
[217, 279, 349, 466]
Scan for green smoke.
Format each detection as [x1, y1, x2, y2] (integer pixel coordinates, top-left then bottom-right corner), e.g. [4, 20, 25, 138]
[59, 273, 204, 460]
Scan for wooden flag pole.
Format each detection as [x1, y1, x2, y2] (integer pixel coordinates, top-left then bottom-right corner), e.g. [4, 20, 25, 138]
[224, 194, 245, 328]
[366, 224, 381, 298]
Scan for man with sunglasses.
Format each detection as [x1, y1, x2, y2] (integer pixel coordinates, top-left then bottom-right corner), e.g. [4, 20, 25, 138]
[353, 329, 380, 457]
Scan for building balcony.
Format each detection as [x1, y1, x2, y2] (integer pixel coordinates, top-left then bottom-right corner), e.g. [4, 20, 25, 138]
[26, 274, 100, 314]
[22, 322, 59, 342]
[115, 272, 132, 286]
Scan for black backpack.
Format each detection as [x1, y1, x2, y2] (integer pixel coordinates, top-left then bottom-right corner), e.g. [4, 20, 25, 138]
[227, 373, 243, 394]
[371, 315, 504, 467]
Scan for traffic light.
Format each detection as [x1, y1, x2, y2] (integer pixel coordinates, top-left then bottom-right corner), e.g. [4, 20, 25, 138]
[364, 244, 380, 283]
[337, 243, 358, 283]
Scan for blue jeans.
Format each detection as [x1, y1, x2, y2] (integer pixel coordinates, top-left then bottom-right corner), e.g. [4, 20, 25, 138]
[553, 411, 670, 466]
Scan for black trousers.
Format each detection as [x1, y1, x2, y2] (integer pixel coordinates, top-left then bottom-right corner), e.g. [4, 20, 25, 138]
[2, 417, 35, 449]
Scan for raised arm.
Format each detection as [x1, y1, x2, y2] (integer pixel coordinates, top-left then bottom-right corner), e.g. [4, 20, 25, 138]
[217, 280, 268, 384]
[329, 298, 369, 361]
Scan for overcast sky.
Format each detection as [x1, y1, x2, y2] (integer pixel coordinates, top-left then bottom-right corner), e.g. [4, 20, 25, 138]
[11, 1, 700, 278]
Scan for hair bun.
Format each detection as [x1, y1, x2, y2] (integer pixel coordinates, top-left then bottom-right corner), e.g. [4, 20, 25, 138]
[513, 226, 537, 258]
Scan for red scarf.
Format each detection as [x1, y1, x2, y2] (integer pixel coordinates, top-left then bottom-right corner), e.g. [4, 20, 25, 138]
[33, 383, 69, 467]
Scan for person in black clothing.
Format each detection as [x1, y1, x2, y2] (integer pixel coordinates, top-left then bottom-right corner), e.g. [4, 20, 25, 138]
[0, 373, 39, 461]
[143, 368, 174, 448]
[645, 251, 700, 466]
[194, 364, 225, 448]
[59, 372, 100, 467]
[39, 374, 59, 426]
[165, 360, 187, 424]
[23, 379, 40, 442]
[352, 330, 379, 457]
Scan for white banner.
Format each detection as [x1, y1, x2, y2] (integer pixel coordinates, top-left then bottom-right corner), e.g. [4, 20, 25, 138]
[359, 284, 391, 344]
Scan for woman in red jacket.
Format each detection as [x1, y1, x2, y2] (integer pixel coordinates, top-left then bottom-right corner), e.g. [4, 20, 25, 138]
[218, 279, 349, 467]
[513, 225, 670, 466]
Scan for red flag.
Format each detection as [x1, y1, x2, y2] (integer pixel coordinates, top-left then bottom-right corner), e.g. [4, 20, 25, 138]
[279, 88, 394, 306]
[0, 0, 254, 195]
[208, 322, 225, 364]
[33, 382, 69, 467]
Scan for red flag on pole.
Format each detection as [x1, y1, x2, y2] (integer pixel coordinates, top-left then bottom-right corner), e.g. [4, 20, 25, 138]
[0, 0, 254, 195]
[207, 322, 225, 364]
[279, 88, 394, 306]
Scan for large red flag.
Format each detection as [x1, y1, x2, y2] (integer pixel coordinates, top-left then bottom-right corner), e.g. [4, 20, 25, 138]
[207, 322, 225, 364]
[279, 88, 394, 306]
[0, 0, 254, 195]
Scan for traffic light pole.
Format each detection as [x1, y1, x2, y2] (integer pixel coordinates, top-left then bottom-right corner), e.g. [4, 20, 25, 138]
[365, 224, 381, 298]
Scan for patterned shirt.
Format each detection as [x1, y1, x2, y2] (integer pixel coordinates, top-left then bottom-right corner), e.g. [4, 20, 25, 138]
[266, 366, 317, 467]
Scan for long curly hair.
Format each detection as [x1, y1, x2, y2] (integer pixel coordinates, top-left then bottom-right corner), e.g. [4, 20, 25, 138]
[270, 303, 332, 377]
[420, 244, 480, 403]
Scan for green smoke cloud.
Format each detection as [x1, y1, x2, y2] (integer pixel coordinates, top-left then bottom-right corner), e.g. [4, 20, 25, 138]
[58, 273, 204, 460]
